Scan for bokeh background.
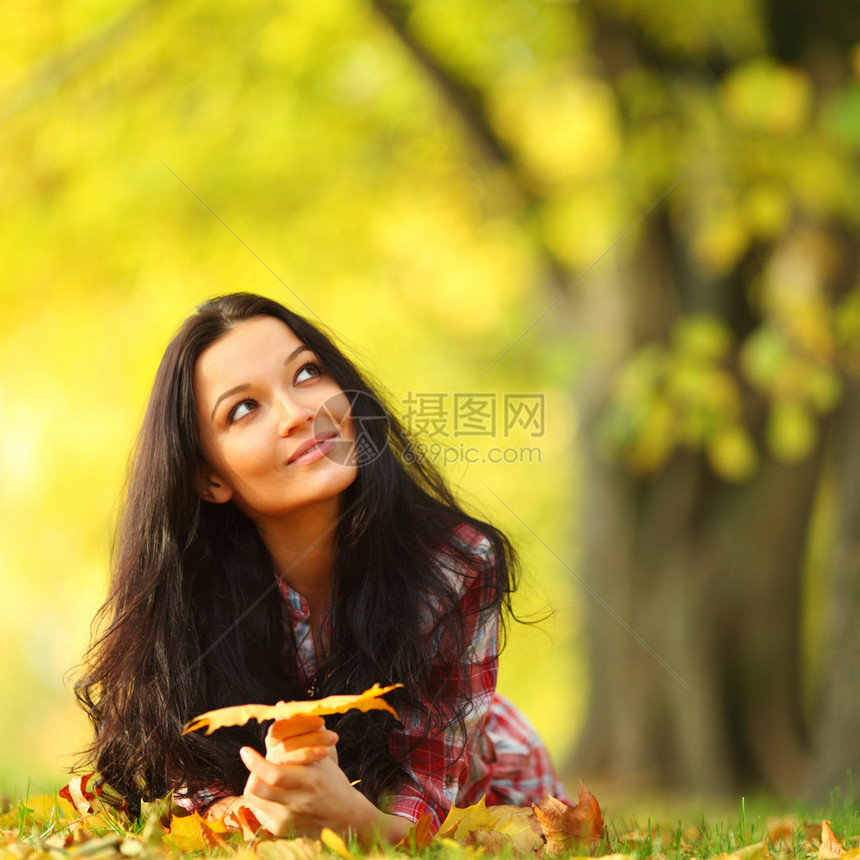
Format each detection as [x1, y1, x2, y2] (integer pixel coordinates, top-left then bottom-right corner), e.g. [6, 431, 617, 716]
[1, 0, 858, 810]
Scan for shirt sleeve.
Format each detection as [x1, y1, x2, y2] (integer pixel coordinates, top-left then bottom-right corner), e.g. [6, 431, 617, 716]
[386, 529, 499, 830]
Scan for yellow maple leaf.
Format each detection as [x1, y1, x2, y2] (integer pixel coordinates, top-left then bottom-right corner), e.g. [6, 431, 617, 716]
[439, 796, 497, 841]
[183, 683, 402, 735]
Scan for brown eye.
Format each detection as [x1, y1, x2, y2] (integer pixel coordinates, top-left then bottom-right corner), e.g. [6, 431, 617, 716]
[228, 399, 257, 423]
[295, 362, 322, 384]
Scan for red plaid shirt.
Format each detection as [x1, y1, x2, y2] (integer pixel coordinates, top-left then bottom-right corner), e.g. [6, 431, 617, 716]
[177, 524, 568, 825]
[280, 523, 568, 829]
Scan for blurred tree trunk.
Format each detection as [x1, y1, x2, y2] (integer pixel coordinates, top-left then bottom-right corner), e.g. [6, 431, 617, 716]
[572, 239, 819, 793]
[806, 377, 860, 800]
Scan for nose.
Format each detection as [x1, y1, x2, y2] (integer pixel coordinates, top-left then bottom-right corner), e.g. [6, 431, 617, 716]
[275, 390, 314, 436]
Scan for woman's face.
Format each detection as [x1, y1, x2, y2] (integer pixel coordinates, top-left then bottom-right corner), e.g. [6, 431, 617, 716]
[192, 315, 357, 523]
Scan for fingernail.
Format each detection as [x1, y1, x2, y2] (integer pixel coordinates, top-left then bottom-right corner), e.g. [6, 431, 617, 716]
[239, 747, 251, 762]
[328, 731, 339, 743]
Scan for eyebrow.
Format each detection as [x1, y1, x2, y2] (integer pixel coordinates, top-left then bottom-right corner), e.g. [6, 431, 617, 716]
[209, 344, 312, 420]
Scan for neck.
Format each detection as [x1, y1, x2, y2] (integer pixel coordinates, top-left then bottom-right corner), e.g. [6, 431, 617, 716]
[253, 496, 341, 611]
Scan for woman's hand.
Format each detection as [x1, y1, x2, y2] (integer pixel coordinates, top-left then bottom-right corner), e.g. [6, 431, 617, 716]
[239, 745, 386, 840]
[230, 713, 409, 845]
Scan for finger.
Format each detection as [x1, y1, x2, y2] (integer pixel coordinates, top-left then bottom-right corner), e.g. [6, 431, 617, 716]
[241, 746, 316, 789]
[268, 730, 338, 756]
[244, 772, 291, 804]
[267, 715, 325, 742]
[269, 745, 331, 766]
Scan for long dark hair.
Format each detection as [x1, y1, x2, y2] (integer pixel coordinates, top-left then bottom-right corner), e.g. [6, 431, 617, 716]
[75, 293, 517, 816]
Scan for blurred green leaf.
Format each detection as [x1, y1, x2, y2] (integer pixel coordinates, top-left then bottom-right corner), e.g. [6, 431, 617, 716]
[767, 401, 817, 462]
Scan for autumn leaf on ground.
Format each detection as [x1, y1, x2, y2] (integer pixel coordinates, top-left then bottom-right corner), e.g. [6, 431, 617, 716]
[396, 814, 435, 850]
[184, 683, 402, 734]
[437, 797, 544, 855]
[223, 803, 265, 840]
[167, 811, 231, 850]
[712, 840, 770, 860]
[488, 805, 545, 855]
[532, 784, 605, 855]
[321, 827, 358, 860]
[438, 796, 498, 841]
[44, 828, 93, 850]
[820, 821, 846, 859]
[59, 773, 97, 816]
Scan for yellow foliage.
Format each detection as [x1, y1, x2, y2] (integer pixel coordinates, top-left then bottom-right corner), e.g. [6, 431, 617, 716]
[492, 76, 621, 183]
[707, 424, 758, 482]
[722, 60, 812, 134]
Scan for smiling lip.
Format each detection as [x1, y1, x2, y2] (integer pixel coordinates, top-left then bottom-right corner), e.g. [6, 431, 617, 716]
[288, 432, 338, 465]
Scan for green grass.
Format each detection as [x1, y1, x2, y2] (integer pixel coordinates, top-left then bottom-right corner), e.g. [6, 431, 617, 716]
[2, 786, 858, 859]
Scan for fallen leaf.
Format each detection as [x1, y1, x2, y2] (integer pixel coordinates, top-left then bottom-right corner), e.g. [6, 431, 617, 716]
[464, 829, 508, 852]
[712, 840, 770, 860]
[488, 805, 545, 855]
[167, 812, 230, 850]
[320, 827, 357, 859]
[438, 796, 498, 841]
[22, 794, 78, 823]
[820, 821, 846, 859]
[532, 784, 605, 855]
[184, 683, 402, 735]
[224, 803, 264, 840]
[436, 836, 486, 858]
[396, 814, 435, 850]
[59, 774, 96, 816]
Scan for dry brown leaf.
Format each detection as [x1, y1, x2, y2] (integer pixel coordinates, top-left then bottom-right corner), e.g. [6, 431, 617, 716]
[396, 814, 435, 850]
[488, 805, 545, 855]
[532, 784, 605, 855]
[183, 683, 402, 735]
[463, 829, 510, 852]
[820, 821, 846, 859]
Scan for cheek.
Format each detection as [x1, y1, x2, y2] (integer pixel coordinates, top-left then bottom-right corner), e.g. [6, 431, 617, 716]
[219, 433, 273, 479]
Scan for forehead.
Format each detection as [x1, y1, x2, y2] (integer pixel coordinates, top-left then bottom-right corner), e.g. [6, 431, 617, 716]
[193, 316, 303, 401]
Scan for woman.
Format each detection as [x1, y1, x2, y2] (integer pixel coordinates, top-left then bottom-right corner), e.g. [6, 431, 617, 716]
[75, 293, 567, 843]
